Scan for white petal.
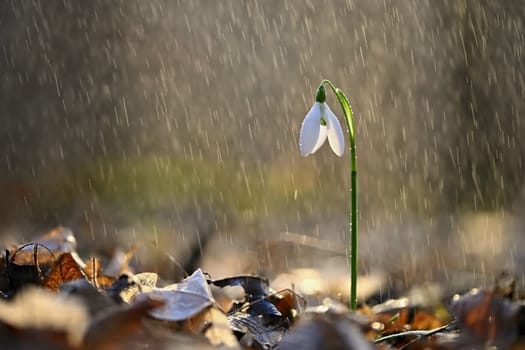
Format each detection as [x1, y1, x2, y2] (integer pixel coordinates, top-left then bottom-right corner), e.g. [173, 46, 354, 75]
[311, 125, 327, 154]
[325, 104, 345, 156]
[299, 103, 324, 156]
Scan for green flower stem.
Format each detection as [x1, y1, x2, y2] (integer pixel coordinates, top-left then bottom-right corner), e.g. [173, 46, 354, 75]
[321, 79, 358, 311]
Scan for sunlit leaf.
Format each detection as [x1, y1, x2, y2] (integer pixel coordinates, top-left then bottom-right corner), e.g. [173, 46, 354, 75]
[42, 253, 87, 292]
[84, 257, 115, 288]
[147, 269, 214, 321]
[108, 272, 158, 303]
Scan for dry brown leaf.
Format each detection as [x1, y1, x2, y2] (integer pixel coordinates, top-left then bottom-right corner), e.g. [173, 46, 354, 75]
[83, 294, 165, 350]
[279, 313, 376, 350]
[84, 257, 115, 288]
[180, 306, 240, 349]
[202, 307, 239, 349]
[376, 308, 410, 335]
[0, 287, 89, 347]
[410, 311, 444, 331]
[95, 275, 116, 289]
[10, 227, 77, 266]
[269, 288, 306, 324]
[5, 228, 79, 291]
[43, 252, 87, 292]
[60, 279, 117, 316]
[449, 288, 519, 348]
[113, 272, 159, 303]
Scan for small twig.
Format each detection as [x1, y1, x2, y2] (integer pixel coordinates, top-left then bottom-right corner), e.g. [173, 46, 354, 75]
[10, 243, 55, 282]
[374, 322, 453, 346]
[90, 256, 98, 288]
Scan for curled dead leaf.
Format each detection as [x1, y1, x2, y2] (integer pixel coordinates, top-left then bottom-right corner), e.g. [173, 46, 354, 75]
[449, 288, 519, 348]
[147, 269, 214, 322]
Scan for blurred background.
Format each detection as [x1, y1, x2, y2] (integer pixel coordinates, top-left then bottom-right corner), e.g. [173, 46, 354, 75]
[1, 0, 525, 298]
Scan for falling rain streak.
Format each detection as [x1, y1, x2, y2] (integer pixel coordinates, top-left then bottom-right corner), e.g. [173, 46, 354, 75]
[0, 0, 525, 289]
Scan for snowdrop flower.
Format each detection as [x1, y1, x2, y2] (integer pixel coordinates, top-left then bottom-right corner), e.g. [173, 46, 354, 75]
[299, 85, 345, 157]
[298, 79, 358, 311]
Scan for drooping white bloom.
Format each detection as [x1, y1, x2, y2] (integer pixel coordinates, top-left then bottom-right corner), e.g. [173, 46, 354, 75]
[299, 101, 345, 157]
